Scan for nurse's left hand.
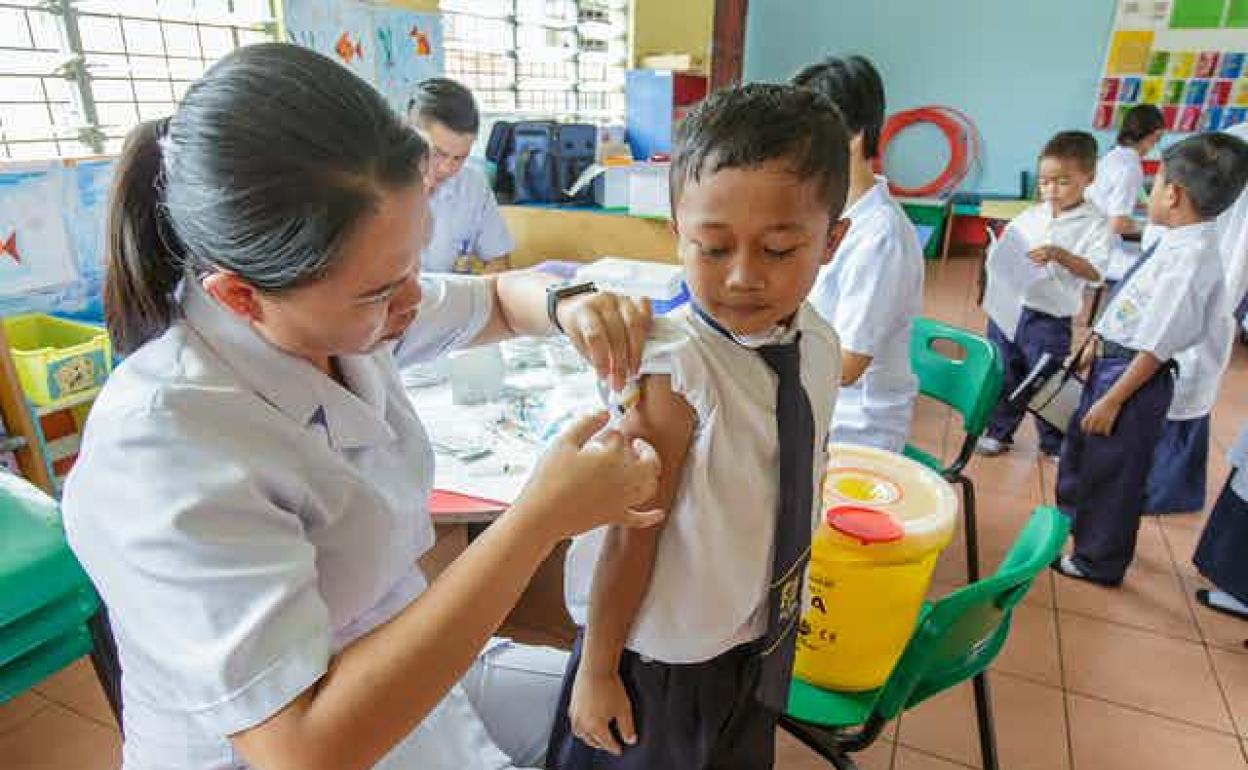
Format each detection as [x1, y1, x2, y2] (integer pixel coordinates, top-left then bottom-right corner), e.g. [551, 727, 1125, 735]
[1081, 395, 1122, 436]
[557, 293, 652, 392]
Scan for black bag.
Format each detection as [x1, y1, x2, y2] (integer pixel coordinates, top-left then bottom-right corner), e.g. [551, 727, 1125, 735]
[485, 120, 597, 204]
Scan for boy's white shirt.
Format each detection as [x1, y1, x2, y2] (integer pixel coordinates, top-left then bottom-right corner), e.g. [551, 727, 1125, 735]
[1138, 222, 1238, 421]
[1099, 222, 1231, 420]
[996, 200, 1111, 319]
[1087, 145, 1146, 281]
[565, 305, 841, 664]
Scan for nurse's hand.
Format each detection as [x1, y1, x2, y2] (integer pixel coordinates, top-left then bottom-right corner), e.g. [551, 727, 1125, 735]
[557, 293, 652, 392]
[515, 412, 664, 541]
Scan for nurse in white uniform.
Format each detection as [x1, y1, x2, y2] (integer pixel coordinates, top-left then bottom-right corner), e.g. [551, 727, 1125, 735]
[410, 78, 514, 275]
[1087, 104, 1165, 284]
[62, 44, 662, 770]
[1218, 121, 1248, 316]
[793, 55, 923, 452]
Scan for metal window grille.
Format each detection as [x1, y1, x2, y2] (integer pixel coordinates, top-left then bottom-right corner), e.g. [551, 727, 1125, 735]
[441, 0, 627, 124]
[0, 0, 275, 160]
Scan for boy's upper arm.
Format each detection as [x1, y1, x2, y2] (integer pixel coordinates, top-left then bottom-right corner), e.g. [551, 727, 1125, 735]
[615, 375, 697, 514]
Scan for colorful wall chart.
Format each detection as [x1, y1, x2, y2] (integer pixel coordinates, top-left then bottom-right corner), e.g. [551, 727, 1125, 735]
[1096, 0, 1248, 133]
[0, 160, 115, 319]
[285, 0, 444, 117]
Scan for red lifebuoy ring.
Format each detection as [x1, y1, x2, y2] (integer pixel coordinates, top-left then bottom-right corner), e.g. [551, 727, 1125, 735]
[872, 106, 980, 198]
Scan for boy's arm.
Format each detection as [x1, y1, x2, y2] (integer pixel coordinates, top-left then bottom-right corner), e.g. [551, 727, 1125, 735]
[1080, 351, 1163, 436]
[841, 351, 872, 386]
[1030, 245, 1102, 282]
[570, 375, 695, 755]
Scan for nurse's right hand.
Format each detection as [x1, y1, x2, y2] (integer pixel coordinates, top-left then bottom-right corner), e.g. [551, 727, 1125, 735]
[515, 411, 664, 541]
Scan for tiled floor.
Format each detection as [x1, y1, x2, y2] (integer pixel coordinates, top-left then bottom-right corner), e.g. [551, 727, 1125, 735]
[3, 254, 1246, 769]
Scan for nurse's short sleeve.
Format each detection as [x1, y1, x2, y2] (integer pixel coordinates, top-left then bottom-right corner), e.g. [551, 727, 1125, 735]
[394, 275, 493, 367]
[827, 229, 911, 357]
[471, 175, 515, 261]
[62, 406, 331, 736]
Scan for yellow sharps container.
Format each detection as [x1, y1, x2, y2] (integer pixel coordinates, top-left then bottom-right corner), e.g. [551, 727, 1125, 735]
[794, 443, 958, 691]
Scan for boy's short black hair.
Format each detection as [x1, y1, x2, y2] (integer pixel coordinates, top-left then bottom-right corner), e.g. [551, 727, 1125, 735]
[671, 83, 850, 216]
[1118, 104, 1165, 145]
[407, 77, 479, 134]
[1040, 130, 1099, 174]
[791, 55, 886, 159]
[1161, 132, 1248, 218]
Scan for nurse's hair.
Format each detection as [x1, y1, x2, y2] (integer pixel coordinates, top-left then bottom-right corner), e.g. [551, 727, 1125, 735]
[791, 55, 885, 160]
[103, 43, 428, 355]
[670, 83, 850, 216]
[1160, 132, 1248, 219]
[1118, 104, 1165, 146]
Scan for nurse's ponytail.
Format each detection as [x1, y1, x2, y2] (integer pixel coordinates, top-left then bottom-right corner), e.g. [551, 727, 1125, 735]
[102, 43, 428, 355]
[104, 119, 183, 356]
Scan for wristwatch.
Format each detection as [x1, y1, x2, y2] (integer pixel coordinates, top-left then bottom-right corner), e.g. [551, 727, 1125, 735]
[546, 281, 597, 333]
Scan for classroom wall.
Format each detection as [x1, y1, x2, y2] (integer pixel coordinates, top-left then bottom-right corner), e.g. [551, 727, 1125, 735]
[632, 0, 715, 71]
[743, 0, 1118, 196]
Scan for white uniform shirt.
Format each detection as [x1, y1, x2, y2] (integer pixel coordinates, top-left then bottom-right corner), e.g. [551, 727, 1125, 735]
[809, 177, 923, 452]
[1009, 201, 1111, 318]
[1096, 223, 1230, 416]
[424, 164, 514, 274]
[564, 305, 840, 664]
[1218, 122, 1248, 308]
[62, 277, 520, 770]
[1087, 145, 1146, 281]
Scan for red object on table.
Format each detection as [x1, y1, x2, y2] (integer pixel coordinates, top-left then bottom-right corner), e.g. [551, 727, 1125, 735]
[428, 489, 507, 517]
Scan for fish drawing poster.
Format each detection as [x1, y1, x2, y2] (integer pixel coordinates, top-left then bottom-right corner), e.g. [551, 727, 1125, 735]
[286, 1, 443, 116]
[0, 164, 78, 301]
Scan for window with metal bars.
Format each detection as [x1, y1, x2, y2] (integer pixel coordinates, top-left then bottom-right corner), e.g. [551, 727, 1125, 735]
[441, 0, 627, 124]
[0, 0, 275, 160]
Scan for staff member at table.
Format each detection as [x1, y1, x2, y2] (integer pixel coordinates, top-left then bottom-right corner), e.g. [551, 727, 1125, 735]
[409, 78, 514, 274]
[63, 43, 661, 770]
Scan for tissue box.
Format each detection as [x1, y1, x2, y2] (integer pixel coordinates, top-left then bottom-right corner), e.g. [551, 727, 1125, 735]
[627, 162, 671, 219]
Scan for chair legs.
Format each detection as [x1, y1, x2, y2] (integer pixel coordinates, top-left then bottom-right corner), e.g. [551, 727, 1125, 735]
[779, 715, 887, 770]
[954, 474, 980, 583]
[86, 607, 122, 732]
[953, 473, 999, 770]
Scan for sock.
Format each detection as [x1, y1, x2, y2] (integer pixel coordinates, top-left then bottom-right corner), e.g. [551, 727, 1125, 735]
[1059, 555, 1086, 577]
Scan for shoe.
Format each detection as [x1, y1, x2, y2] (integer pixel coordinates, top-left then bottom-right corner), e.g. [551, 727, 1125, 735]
[975, 436, 1011, 456]
[1041, 450, 1061, 466]
[1050, 555, 1121, 587]
[1196, 588, 1248, 621]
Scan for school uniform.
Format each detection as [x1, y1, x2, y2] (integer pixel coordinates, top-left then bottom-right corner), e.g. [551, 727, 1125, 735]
[424, 163, 514, 274]
[1193, 425, 1248, 605]
[985, 201, 1111, 455]
[1219, 122, 1248, 310]
[809, 176, 923, 452]
[1087, 145, 1146, 282]
[1057, 222, 1226, 585]
[62, 276, 566, 770]
[551, 304, 840, 770]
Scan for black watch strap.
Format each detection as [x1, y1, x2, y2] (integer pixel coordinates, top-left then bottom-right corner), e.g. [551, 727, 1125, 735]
[547, 281, 597, 333]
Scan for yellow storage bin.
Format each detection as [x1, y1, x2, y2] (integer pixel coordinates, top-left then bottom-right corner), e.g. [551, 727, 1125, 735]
[794, 444, 958, 691]
[2, 315, 112, 408]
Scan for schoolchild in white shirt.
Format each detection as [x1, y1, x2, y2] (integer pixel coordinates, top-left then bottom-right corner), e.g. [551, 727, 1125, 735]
[1055, 132, 1248, 587]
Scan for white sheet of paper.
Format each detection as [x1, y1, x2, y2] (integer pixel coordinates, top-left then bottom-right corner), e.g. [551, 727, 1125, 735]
[982, 224, 1044, 341]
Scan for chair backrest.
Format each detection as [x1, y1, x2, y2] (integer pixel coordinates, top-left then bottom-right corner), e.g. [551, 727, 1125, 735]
[870, 507, 1069, 720]
[909, 317, 1004, 437]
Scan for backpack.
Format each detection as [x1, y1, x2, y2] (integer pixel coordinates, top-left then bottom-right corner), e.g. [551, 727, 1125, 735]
[485, 120, 597, 204]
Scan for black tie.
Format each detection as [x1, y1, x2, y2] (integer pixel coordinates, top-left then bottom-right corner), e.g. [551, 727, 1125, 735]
[755, 336, 816, 712]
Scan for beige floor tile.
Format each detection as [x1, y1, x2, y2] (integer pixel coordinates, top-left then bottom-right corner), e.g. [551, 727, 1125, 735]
[1053, 557, 1199, 642]
[0, 703, 121, 770]
[1067, 694, 1246, 770]
[31, 657, 117, 728]
[1059, 613, 1233, 731]
[775, 731, 894, 770]
[992, 603, 1062, 687]
[892, 747, 976, 769]
[896, 674, 1069, 769]
[0, 690, 50, 735]
[1211, 649, 1248, 738]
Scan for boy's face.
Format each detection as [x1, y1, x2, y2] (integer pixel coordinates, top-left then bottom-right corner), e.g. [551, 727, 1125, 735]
[1147, 164, 1182, 224]
[673, 160, 848, 337]
[1037, 156, 1093, 211]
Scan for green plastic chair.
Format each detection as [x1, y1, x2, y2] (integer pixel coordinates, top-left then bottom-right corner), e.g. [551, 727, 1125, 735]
[782, 506, 1069, 770]
[0, 472, 105, 708]
[904, 316, 1005, 584]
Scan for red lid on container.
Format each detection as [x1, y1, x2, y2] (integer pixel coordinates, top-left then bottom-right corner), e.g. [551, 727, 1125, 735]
[825, 505, 905, 545]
